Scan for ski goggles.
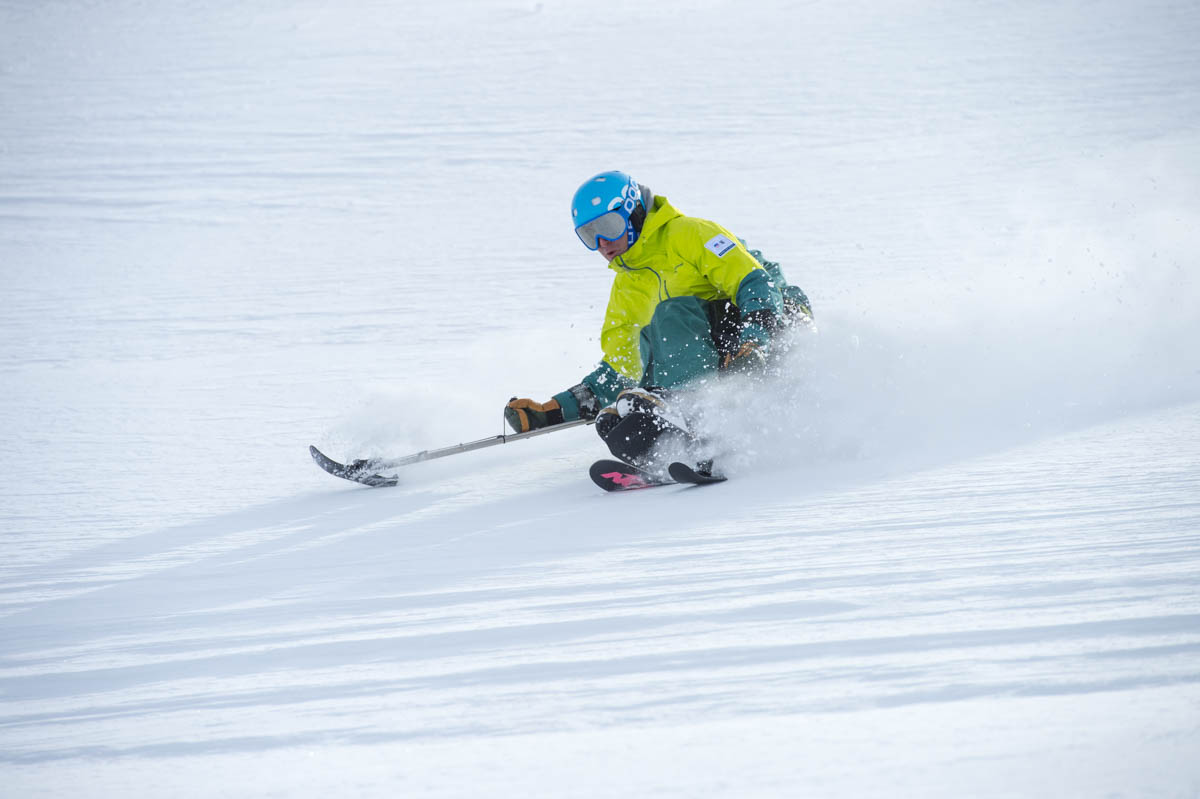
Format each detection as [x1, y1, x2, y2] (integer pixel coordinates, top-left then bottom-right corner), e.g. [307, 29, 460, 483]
[575, 210, 628, 250]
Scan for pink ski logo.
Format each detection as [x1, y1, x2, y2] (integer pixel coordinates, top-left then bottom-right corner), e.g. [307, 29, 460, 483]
[602, 471, 647, 488]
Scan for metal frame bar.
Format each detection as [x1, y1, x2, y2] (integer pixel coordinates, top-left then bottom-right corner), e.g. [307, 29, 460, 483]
[367, 418, 595, 470]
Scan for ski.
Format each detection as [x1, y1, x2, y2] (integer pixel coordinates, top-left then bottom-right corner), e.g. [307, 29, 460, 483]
[309, 445, 400, 488]
[589, 459, 673, 492]
[667, 460, 728, 486]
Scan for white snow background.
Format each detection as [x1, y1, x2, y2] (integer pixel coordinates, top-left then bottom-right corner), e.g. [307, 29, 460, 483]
[2, 0, 1200, 796]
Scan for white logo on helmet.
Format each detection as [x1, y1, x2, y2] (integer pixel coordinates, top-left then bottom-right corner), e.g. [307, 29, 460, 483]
[606, 178, 640, 215]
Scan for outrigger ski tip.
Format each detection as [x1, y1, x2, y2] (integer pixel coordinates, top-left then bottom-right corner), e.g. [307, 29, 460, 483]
[309, 445, 399, 488]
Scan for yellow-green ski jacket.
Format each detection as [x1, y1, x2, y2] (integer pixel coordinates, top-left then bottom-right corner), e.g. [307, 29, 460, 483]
[554, 195, 797, 420]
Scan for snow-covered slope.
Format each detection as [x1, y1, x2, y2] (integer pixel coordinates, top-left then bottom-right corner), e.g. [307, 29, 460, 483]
[2, 1, 1198, 796]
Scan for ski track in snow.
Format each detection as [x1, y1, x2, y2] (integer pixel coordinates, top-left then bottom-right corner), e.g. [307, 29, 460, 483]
[2, 0, 1200, 796]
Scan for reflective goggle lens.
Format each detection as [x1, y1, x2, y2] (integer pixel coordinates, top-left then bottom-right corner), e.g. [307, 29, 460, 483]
[575, 210, 627, 250]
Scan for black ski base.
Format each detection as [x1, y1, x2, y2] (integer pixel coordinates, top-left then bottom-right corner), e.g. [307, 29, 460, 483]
[589, 459, 672, 492]
[589, 459, 727, 492]
[668, 460, 728, 485]
[309, 445, 398, 488]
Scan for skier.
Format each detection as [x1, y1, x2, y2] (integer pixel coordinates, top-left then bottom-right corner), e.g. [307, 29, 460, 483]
[505, 170, 811, 474]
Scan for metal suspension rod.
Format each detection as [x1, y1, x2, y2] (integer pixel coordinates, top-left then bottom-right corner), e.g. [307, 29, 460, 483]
[366, 417, 594, 470]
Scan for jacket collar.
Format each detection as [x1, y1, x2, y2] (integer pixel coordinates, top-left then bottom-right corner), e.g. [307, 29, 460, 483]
[608, 195, 680, 272]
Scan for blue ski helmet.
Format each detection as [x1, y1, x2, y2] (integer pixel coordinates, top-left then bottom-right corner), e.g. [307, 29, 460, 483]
[571, 171, 646, 250]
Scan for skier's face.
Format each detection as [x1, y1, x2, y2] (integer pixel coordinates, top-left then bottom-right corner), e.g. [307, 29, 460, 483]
[598, 236, 630, 261]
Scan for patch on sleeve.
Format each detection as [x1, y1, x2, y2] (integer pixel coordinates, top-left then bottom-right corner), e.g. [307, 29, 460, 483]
[704, 234, 736, 257]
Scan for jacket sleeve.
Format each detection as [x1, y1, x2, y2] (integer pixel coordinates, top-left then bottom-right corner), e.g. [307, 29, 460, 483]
[743, 242, 813, 320]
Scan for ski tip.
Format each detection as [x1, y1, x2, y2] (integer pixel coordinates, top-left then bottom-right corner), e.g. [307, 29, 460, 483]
[309, 445, 399, 488]
[309, 444, 335, 466]
[667, 461, 728, 485]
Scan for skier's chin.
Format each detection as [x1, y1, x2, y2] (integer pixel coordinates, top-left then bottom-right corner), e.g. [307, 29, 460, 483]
[599, 241, 629, 261]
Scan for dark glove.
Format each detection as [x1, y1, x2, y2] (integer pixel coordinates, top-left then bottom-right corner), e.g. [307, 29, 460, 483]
[505, 397, 565, 433]
[782, 288, 814, 328]
[721, 308, 776, 374]
[721, 340, 768, 374]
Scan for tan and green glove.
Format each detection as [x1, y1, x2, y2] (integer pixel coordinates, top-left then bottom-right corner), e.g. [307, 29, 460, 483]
[504, 397, 565, 433]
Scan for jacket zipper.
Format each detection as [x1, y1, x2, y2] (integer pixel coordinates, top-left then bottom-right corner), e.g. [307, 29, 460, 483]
[617, 257, 670, 301]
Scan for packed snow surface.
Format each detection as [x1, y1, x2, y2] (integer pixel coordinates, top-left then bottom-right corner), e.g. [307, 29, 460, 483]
[2, 0, 1199, 796]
